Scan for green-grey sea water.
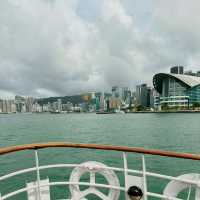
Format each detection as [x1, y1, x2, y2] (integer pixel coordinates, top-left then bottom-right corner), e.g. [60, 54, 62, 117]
[0, 113, 199, 199]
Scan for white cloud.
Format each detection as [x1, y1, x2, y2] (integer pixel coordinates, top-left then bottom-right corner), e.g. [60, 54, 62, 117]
[0, 0, 200, 97]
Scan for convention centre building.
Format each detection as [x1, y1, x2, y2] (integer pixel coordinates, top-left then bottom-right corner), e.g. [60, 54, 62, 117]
[153, 66, 200, 108]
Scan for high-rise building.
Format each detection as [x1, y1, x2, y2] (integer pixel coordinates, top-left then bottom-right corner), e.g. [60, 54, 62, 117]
[25, 97, 34, 112]
[109, 97, 121, 110]
[170, 66, 184, 74]
[150, 88, 160, 109]
[2, 100, 7, 113]
[121, 87, 131, 102]
[112, 86, 120, 98]
[0, 100, 2, 113]
[32, 103, 42, 112]
[99, 93, 105, 111]
[95, 96, 100, 111]
[11, 100, 16, 113]
[136, 84, 148, 107]
[147, 87, 151, 107]
[0, 99, 16, 113]
[57, 99, 62, 112]
[42, 104, 49, 112]
[15, 95, 25, 112]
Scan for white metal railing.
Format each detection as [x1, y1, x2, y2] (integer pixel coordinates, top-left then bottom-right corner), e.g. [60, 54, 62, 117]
[0, 150, 199, 200]
[0, 143, 200, 200]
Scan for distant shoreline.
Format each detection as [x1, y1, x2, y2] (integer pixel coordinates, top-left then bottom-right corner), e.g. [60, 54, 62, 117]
[1, 110, 200, 114]
[127, 110, 200, 114]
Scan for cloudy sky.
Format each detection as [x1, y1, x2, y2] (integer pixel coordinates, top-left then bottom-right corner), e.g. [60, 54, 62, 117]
[0, 0, 200, 98]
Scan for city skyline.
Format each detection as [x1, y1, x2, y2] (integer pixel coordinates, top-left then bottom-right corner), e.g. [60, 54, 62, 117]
[1, 66, 200, 99]
[1, 1, 200, 98]
[1, 66, 200, 113]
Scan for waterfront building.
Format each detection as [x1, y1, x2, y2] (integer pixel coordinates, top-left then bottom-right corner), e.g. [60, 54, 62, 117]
[0, 100, 2, 113]
[170, 66, 184, 74]
[100, 93, 105, 111]
[136, 84, 149, 107]
[88, 104, 96, 112]
[10, 100, 16, 113]
[51, 101, 59, 112]
[112, 86, 130, 101]
[121, 87, 128, 101]
[42, 104, 49, 112]
[147, 87, 152, 108]
[57, 99, 62, 112]
[95, 96, 100, 111]
[150, 89, 160, 110]
[32, 103, 42, 112]
[109, 97, 121, 111]
[73, 105, 82, 112]
[112, 86, 120, 98]
[6, 100, 12, 113]
[197, 71, 200, 77]
[121, 87, 132, 107]
[153, 70, 200, 108]
[25, 97, 34, 112]
[2, 100, 7, 113]
[79, 102, 89, 112]
[62, 102, 73, 112]
[82, 93, 91, 102]
[0, 99, 16, 113]
[15, 96, 25, 112]
[184, 70, 197, 76]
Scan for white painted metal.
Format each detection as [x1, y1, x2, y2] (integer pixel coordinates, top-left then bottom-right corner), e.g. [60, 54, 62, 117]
[142, 155, 147, 200]
[195, 174, 200, 200]
[1, 181, 124, 199]
[147, 192, 182, 200]
[145, 171, 199, 185]
[34, 150, 42, 200]
[0, 167, 36, 181]
[0, 151, 199, 200]
[123, 153, 144, 200]
[27, 179, 50, 200]
[1, 164, 199, 186]
[69, 161, 120, 200]
[164, 173, 200, 200]
[123, 153, 128, 200]
[186, 185, 191, 200]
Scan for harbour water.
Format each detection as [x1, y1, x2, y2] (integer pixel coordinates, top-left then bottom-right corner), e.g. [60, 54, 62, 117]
[0, 113, 200, 199]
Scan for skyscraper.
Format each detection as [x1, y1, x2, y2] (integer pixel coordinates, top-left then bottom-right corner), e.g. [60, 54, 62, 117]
[112, 86, 120, 98]
[136, 84, 148, 107]
[170, 66, 184, 74]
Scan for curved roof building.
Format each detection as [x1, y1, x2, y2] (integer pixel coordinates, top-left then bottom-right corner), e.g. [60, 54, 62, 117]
[153, 73, 200, 107]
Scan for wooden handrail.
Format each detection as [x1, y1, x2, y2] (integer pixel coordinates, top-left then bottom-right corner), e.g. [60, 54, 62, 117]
[0, 142, 199, 160]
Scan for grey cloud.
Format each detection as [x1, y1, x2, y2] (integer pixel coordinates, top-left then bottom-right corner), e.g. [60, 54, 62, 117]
[0, 0, 200, 97]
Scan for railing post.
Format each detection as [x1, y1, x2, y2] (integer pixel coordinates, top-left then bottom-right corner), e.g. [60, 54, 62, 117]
[186, 185, 191, 200]
[142, 155, 147, 200]
[195, 174, 200, 200]
[123, 152, 128, 200]
[34, 150, 42, 200]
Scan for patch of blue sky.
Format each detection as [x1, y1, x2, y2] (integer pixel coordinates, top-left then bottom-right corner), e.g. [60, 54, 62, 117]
[120, 0, 154, 32]
[76, 0, 101, 23]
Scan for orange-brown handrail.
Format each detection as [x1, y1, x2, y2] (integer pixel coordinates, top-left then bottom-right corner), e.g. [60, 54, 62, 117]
[0, 142, 199, 160]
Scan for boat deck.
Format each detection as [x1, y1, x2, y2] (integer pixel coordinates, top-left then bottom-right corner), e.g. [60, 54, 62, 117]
[0, 143, 199, 200]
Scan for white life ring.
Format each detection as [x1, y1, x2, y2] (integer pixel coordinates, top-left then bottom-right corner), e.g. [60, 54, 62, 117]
[69, 161, 120, 200]
[163, 173, 200, 200]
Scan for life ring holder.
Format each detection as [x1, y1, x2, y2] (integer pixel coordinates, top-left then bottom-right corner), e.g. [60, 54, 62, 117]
[163, 173, 200, 199]
[69, 161, 120, 200]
